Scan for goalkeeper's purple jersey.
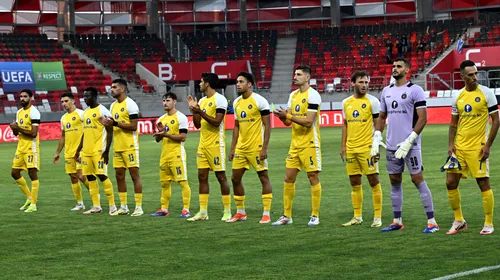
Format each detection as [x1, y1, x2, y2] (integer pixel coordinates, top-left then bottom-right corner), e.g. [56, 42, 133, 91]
[380, 81, 426, 151]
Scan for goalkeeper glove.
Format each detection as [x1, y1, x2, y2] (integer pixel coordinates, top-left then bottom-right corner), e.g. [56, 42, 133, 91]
[395, 131, 418, 159]
[370, 130, 386, 157]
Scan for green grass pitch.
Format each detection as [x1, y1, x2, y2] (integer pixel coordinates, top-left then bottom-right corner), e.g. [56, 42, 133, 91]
[0, 125, 498, 279]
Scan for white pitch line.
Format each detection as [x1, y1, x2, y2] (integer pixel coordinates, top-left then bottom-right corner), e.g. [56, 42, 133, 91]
[431, 264, 500, 280]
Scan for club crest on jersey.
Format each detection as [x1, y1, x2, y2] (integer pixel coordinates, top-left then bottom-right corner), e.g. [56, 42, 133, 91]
[121, 108, 125, 112]
[302, 98, 306, 103]
[86, 118, 91, 124]
[72, 117, 76, 121]
[25, 114, 28, 118]
[208, 102, 213, 107]
[361, 104, 366, 109]
[19, 119, 24, 124]
[295, 105, 300, 112]
[92, 113, 96, 118]
[240, 111, 247, 118]
[170, 120, 175, 124]
[66, 123, 71, 129]
[352, 110, 359, 118]
[465, 104, 472, 112]
[401, 93, 407, 99]
[475, 97, 481, 102]
[248, 104, 253, 109]
[391, 101, 398, 109]
[114, 113, 119, 119]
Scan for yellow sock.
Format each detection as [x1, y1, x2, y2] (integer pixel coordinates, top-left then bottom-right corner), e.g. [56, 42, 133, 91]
[482, 189, 494, 226]
[234, 195, 245, 212]
[134, 193, 143, 208]
[31, 180, 39, 205]
[179, 181, 191, 209]
[161, 180, 172, 210]
[222, 195, 231, 212]
[199, 194, 209, 214]
[72, 183, 83, 203]
[119, 192, 127, 207]
[447, 188, 464, 221]
[262, 193, 272, 213]
[102, 178, 116, 207]
[82, 178, 90, 191]
[284, 182, 295, 218]
[372, 183, 382, 219]
[88, 180, 100, 207]
[352, 185, 363, 218]
[15, 177, 31, 199]
[311, 183, 322, 218]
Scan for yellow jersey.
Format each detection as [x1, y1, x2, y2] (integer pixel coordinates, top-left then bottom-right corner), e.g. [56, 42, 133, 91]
[60, 109, 84, 159]
[452, 84, 499, 151]
[15, 105, 40, 154]
[82, 104, 112, 156]
[286, 87, 321, 149]
[198, 92, 227, 148]
[110, 97, 140, 152]
[342, 94, 380, 153]
[157, 110, 189, 162]
[233, 92, 270, 153]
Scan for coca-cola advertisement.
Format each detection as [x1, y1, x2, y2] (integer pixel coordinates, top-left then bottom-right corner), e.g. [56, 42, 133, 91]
[0, 107, 454, 143]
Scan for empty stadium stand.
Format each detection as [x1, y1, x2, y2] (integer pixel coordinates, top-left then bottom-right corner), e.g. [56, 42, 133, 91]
[65, 33, 174, 88]
[180, 30, 278, 89]
[465, 13, 500, 47]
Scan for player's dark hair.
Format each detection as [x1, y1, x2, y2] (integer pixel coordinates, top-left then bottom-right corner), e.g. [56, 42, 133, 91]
[237, 72, 255, 86]
[60, 92, 74, 100]
[295, 65, 311, 75]
[163, 92, 177, 101]
[393, 57, 411, 69]
[351, 71, 370, 83]
[84, 87, 98, 97]
[460, 60, 476, 71]
[201, 73, 219, 89]
[20, 89, 33, 97]
[112, 78, 128, 88]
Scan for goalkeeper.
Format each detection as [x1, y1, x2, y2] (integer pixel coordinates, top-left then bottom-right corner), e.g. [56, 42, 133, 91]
[372, 57, 439, 234]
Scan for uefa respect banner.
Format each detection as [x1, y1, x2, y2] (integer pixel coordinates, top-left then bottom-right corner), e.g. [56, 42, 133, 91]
[32, 62, 67, 91]
[0, 62, 36, 92]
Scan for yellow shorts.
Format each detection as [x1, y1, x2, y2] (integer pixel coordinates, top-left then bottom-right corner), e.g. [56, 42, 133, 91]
[113, 150, 140, 169]
[232, 151, 268, 172]
[65, 158, 83, 174]
[197, 146, 225, 172]
[12, 152, 40, 171]
[447, 149, 489, 179]
[286, 147, 322, 172]
[345, 151, 379, 176]
[160, 159, 188, 182]
[81, 154, 108, 176]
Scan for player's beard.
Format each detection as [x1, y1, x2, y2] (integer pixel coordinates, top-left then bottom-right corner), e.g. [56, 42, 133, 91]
[20, 100, 28, 107]
[393, 72, 405, 80]
[237, 90, 244, 96]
